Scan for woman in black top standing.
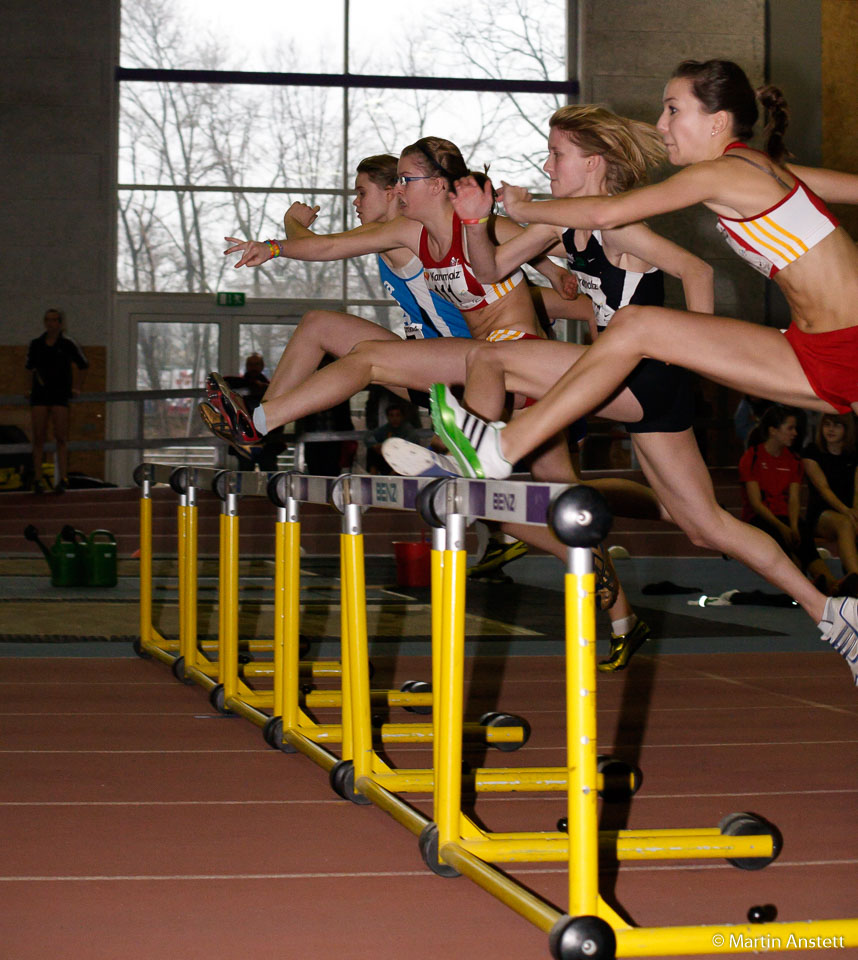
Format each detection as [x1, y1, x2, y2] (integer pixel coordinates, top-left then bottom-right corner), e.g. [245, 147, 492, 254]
[25, 308, 88, 493]
[802, 413, 858, 590]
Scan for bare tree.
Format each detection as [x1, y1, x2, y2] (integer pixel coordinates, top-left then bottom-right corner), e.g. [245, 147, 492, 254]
[119, 0, 568, 311]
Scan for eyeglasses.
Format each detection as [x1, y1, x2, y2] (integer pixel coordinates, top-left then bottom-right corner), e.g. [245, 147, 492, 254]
[396, 175, 434, 185]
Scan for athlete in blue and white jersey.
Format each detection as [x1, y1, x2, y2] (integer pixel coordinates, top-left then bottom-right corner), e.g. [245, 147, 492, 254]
[377, 253, 471, 340]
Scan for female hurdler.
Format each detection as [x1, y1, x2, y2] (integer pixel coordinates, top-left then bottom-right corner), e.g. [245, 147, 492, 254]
[428, 60, 858, 685]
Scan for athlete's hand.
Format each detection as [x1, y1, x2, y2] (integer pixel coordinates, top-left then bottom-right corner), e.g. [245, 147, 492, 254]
[551, 268, 579, 300]
[285, 201, 320, 228]
[224, 237, 272, 268]
[451, 175, 493, 221]
[499, 182, 532, 220]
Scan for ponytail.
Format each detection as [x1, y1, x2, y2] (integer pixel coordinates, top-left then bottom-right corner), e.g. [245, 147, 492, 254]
[756, 84, 791, 163]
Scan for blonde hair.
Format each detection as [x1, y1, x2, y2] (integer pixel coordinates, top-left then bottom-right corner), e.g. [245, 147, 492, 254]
[549, 105, 666, 194]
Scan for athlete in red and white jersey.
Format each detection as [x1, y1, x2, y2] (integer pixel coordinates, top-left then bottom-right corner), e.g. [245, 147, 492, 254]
[419, 210, 525, 312]
[715, 141, 838, 279]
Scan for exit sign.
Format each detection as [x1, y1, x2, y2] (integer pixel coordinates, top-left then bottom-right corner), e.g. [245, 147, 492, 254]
[216, 292, 245, 307]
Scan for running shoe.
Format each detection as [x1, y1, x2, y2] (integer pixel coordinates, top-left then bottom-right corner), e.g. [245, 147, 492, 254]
[598, 618, 651, 673]
[199, 400, 263, 461]
[381, 437, 461, 477]
[467, 537, 529, 579]
[819, 596, 858, 686]
[205, 372, 263, 443]
[429, 383, 512, 479]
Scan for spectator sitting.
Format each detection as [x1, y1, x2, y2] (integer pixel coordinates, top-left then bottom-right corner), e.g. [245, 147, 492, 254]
[367, 401, 419, 474]
[739, 405, 837, 594]
[801, 413, 858, 597]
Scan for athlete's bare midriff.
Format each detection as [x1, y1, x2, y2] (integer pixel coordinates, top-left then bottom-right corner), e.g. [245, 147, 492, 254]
[463, 281, 544, 340]
[774, 228, 858, 332]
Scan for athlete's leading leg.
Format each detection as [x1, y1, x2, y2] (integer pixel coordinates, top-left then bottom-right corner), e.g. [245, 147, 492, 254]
[440, 307, 840, 474]
[633, 430, 858, 685]
[264, 309, 402, 399]
[259, 337, 474, 432]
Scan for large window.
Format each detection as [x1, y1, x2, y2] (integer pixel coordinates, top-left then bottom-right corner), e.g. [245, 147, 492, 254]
[118, 0, 574, 302]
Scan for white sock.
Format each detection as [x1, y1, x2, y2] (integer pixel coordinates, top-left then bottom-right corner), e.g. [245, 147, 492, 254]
[252, 404, 268, 436]
[611, 615, 636, 637]
[483, 421, 514, 479]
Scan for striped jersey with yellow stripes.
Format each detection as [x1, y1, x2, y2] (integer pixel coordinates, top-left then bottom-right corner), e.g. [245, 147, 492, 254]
[716, 178, 838, 279]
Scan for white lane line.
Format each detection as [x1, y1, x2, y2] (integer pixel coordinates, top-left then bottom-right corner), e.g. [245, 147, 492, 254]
[0, 799, 344, 806]
[0, 749, 264, 754]
[0, 870, 431, 882]
[3, 788, 857, 808]
[3, 859, 857, 883]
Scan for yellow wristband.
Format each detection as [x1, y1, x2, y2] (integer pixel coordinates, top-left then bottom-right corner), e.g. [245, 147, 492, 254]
[461, 216, 489, 225]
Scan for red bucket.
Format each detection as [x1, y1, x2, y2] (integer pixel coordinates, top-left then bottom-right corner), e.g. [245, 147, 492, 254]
[393, 539, 431, 588]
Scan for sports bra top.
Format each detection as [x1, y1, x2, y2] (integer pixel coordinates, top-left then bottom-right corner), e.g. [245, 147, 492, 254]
[376, 254, 471, 340]
[562, 228, 664, 329]
[716, 142, 838, 279]
[418, 212, 525, 312]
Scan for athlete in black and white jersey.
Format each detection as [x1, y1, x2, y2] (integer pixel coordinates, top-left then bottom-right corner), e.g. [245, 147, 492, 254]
[565, 230, 664, 336]
[427, 105, 715, 668]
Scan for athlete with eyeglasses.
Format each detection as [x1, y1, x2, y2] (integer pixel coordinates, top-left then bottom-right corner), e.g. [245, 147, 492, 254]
[204, 135, 675, 660]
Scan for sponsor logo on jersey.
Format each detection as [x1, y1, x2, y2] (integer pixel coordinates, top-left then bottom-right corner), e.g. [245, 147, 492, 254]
[424, 266, 482, 309]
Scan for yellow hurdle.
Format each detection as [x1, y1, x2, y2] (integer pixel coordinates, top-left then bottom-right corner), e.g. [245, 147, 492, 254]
[133, 466, 858, 956]
[134, 464, 180, 664]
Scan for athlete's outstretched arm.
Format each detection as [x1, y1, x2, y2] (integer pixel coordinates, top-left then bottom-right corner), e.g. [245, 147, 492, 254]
[499, 161, 723, 230]
[786, 164, 858, 205]
[225, 216, 420, 268]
